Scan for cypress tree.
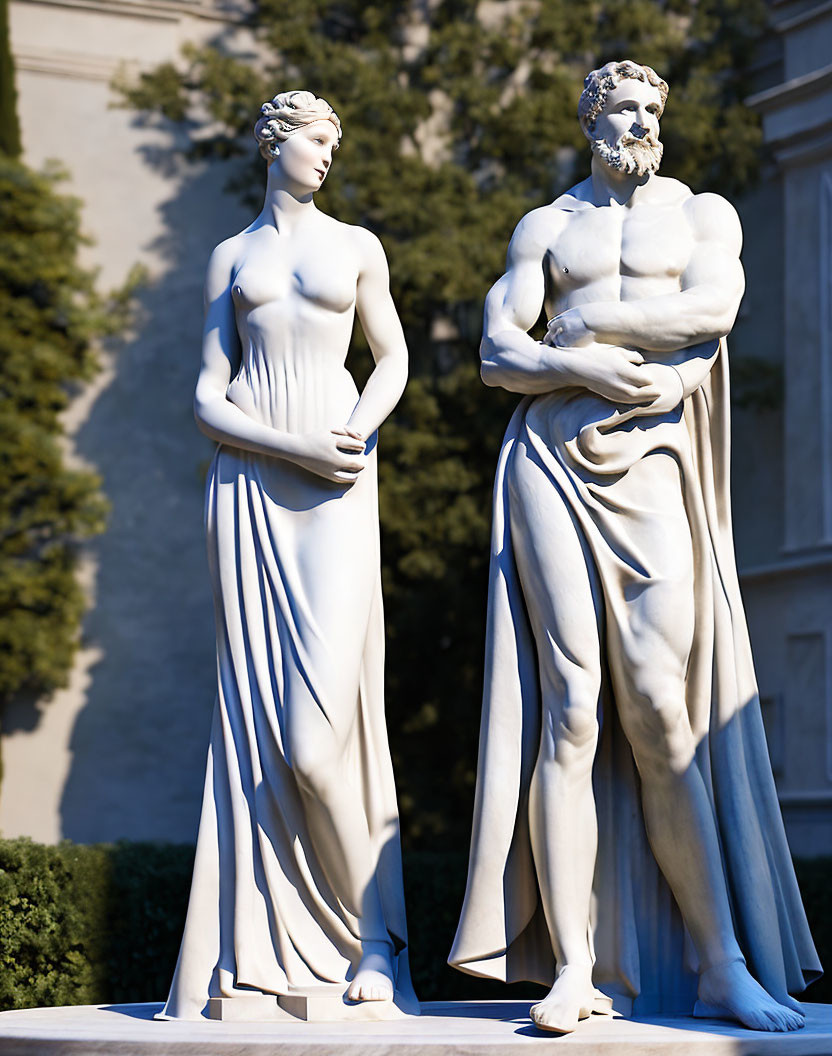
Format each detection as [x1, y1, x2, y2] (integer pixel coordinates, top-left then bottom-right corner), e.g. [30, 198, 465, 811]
[0, 42, 132, 716]
[0, 0, 21, 158]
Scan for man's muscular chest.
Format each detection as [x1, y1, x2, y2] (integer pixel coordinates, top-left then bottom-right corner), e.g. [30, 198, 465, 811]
[545, 201, 695, 299]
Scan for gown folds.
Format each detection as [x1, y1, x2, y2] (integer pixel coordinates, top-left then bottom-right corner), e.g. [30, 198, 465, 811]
[161, 333, 411, 1019]
[449, 340, 821, 1014]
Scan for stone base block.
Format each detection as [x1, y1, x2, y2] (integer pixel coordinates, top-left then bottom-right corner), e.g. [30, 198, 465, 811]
[0, 999, 830, 1054]
[207, 989, 410, 1023]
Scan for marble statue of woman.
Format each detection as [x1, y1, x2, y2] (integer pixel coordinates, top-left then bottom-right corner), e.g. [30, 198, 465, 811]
[159, 90, 415, 1020]
[450, 61, 821, 1034]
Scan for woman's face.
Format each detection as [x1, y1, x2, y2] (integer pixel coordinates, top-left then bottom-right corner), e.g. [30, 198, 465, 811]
[273, 120, 340, 193]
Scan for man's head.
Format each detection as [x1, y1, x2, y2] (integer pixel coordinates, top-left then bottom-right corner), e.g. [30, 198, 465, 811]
[578, 60, 668, 178]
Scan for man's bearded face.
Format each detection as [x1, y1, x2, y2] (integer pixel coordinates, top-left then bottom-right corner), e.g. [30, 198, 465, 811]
[592, 130, 663, 177]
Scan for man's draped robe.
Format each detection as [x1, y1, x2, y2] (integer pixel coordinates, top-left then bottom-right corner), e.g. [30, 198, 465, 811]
[449, 341, 821, 1013]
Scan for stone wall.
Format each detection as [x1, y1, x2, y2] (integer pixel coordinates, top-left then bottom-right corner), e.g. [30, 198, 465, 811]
[2, 0, 251, 842]
[3, 0, 831, 857]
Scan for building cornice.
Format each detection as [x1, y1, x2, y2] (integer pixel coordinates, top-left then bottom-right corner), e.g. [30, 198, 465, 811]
[12, 0, 248, 25]
[746, 61, 832, 112]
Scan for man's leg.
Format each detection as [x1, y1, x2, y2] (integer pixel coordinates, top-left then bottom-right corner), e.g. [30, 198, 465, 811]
[610, 455, 803, 1032]
[508, 445, 604, 1032]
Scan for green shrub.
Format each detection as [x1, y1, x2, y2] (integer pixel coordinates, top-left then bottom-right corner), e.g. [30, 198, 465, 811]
[0, 839, 111, 1008]
[0, 839, 826, 1011]
[0, 838, 193, 1010]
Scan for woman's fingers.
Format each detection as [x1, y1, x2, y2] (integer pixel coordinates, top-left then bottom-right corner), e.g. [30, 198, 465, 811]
[334, 435, 365, 453]
[332, 425, 365, 441]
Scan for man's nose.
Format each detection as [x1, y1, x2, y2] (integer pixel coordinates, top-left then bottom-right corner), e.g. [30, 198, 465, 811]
[630, 122, 649, 140]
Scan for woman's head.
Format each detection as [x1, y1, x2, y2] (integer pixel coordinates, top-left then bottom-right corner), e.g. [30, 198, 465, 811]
[254, 90, 342, 162]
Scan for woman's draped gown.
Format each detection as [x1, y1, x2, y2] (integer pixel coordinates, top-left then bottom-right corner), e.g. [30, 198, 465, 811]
[160, 296, 411, 1019]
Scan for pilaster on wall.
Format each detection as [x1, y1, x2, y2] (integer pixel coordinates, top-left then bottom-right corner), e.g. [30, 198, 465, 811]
[742, 0, 832, 855]
[748, 11, 832, 556]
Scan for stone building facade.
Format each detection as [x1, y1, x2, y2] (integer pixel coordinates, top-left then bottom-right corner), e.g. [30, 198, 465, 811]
[3, 0, 251, 843]
[3, 0, 831, 855]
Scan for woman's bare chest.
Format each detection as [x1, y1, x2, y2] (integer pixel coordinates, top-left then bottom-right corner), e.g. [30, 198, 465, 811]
[232, 236, 359, 317]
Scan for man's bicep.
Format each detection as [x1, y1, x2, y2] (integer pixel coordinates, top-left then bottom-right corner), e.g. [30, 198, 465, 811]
[681, 240, 745, 323]
[483, 259, 546, 339]
[682, 193, 745, 304]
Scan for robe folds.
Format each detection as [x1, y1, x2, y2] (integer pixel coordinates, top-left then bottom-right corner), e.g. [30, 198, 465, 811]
[449, 340, 821, 1014]
[160, 345, 412, 1020]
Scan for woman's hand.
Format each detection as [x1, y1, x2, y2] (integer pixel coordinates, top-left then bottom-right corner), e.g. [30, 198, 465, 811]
[286, 428, 367, 483]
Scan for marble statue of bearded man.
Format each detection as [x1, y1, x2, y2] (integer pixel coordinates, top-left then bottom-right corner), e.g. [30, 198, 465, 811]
[449, 59, 821, 1035]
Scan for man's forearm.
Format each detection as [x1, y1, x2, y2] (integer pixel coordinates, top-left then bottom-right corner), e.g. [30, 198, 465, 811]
[581, 289, 738, 354]
[480, 331, 575, 393]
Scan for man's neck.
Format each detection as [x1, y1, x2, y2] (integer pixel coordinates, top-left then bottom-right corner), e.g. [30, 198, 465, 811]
[589, 155, 654, 207]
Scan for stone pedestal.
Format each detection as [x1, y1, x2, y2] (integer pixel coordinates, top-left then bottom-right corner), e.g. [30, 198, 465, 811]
[206, 989, 411, 1023]
[0, 1000, 830, 1054]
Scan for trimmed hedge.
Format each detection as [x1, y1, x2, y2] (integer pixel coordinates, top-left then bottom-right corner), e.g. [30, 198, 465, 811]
[0, 838, 827, 1010]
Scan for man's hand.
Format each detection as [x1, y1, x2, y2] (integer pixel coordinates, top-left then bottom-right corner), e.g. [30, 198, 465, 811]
[545, 307, 596, 349]
[558, 343, 660, 404]
[639, 362, 685, 414]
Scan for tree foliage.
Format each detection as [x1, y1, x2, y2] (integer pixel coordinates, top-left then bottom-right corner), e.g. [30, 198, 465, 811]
[0, 158, 129, 708]
[119, 0, 766, 848]
[0, 0, 21, 159]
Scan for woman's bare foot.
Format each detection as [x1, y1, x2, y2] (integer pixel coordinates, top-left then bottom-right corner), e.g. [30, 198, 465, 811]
[346, 941, 395, 1002]
[695, 960, 804, 1032]
[530, 964, 596, 1034]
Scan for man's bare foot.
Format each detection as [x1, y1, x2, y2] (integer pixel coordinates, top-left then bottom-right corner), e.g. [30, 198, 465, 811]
[346, 941, 395, 1002]
[695, 960, 804, 1032]
[530, 964, 596, 1034]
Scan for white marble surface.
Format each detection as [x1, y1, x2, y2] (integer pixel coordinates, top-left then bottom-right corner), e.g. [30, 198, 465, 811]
[451, 58, 819, 1035]
[1, 1001, 831, 1054]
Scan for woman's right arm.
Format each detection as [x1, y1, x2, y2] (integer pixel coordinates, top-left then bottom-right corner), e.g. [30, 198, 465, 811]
[194, 241, 296, 458]
[194, 241, 367, 483]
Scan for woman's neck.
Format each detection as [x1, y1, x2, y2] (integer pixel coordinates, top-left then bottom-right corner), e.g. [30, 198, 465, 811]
[261, 177, 317, 237]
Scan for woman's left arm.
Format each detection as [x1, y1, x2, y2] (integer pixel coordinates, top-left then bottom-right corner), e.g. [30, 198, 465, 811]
[346, 229, 408, 439]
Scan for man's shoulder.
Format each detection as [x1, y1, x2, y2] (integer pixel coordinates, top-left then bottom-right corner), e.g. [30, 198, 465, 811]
[681, 188, 739, 227]
[675, 188, 742, 250]
[512, 189, 587, 244]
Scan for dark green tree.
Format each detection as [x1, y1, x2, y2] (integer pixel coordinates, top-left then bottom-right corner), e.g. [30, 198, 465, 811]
[0, 154, 130, 711]
[0, 0, 21, 158]
[118, 0, 766, 847]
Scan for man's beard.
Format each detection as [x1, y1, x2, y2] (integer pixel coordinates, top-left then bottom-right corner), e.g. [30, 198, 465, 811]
[592, 133, 663, 177]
